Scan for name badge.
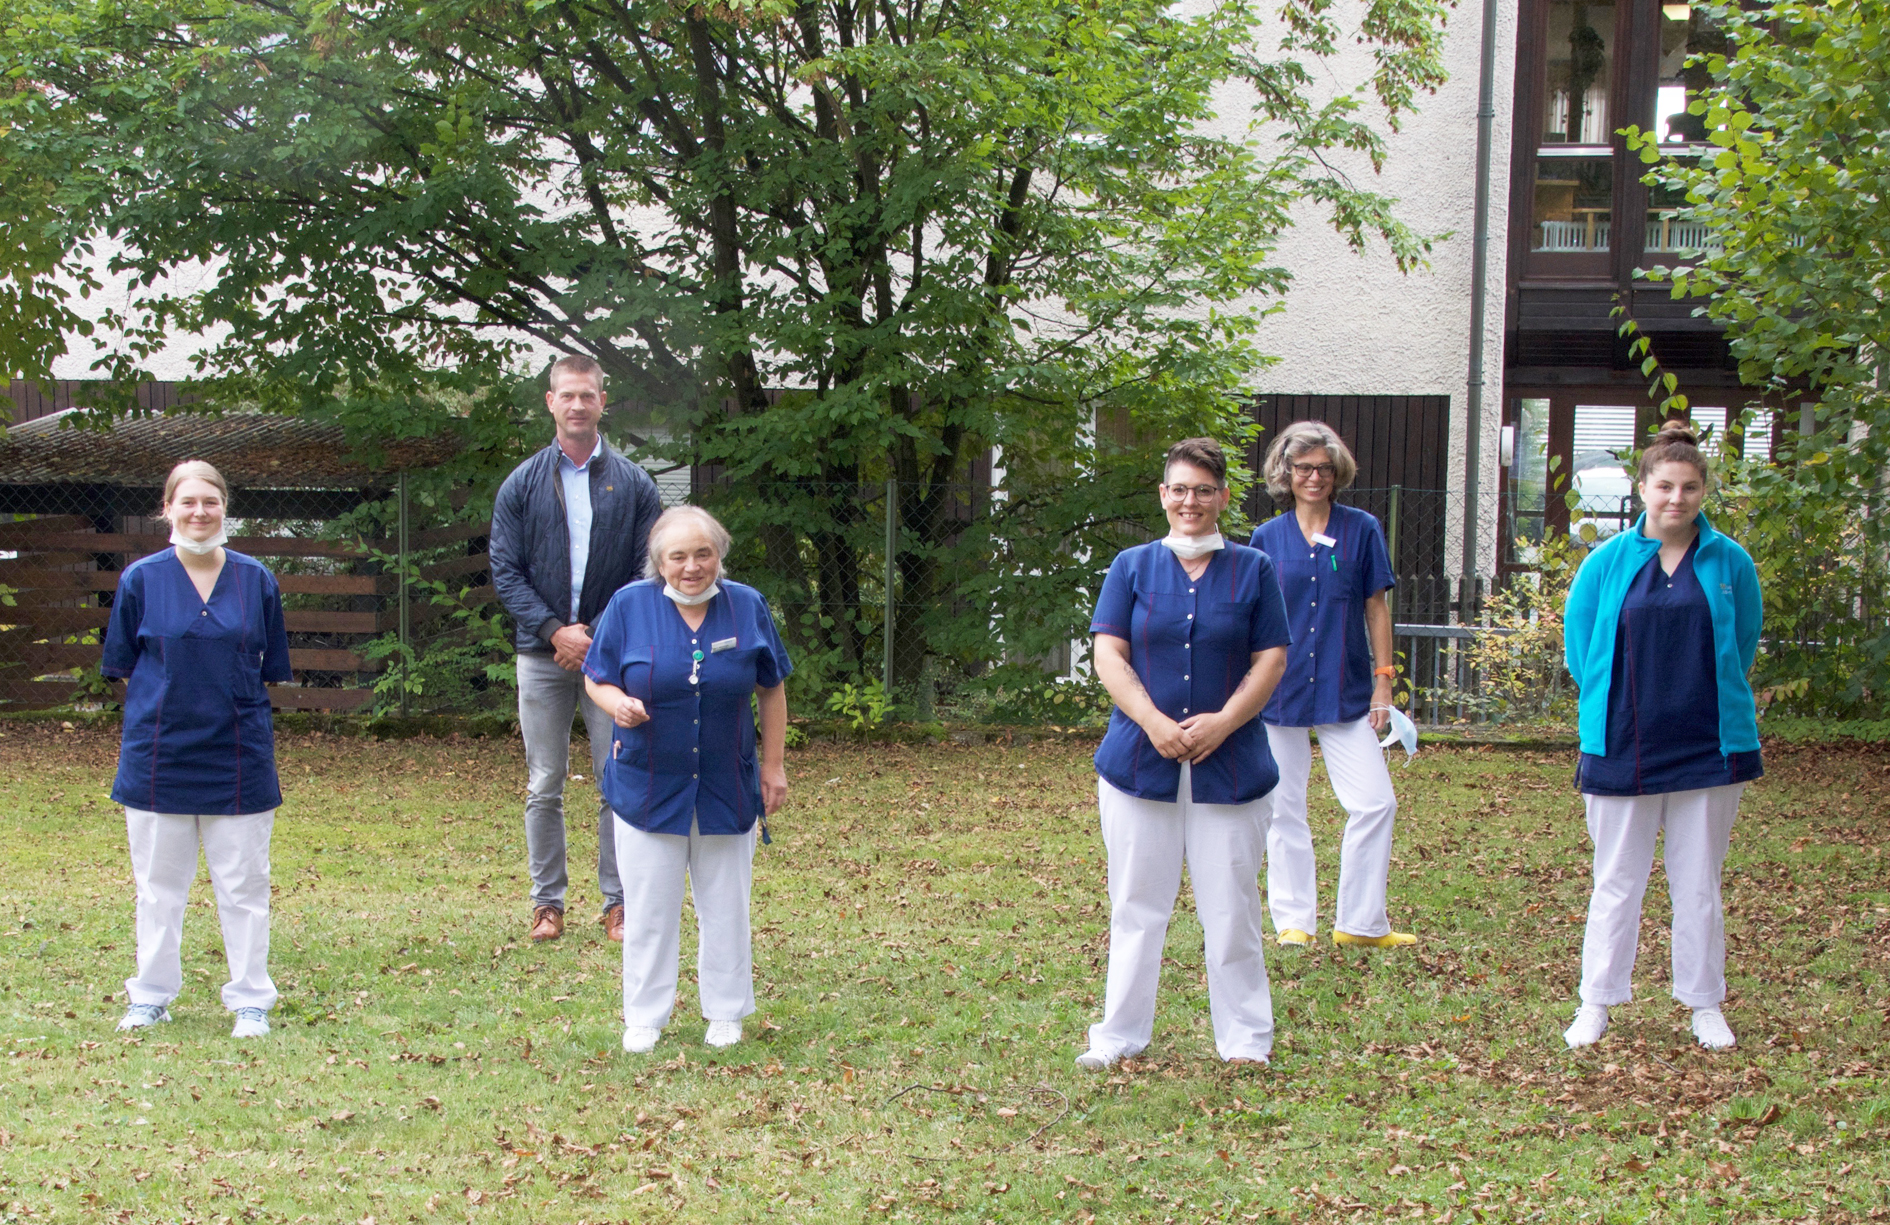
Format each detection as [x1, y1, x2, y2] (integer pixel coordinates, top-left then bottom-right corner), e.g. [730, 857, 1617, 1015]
[1311, 532, 1337, 548]
[711, 637, 738, 653]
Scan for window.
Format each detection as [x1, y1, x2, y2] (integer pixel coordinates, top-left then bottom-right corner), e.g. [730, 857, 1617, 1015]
[1506, 398, 1553, 561]
[1531, 0, 1618, 254]
[1655, 3, 1726, 143]
[1516, 0, 1734, 273]
[1534, 154, 1614, 251]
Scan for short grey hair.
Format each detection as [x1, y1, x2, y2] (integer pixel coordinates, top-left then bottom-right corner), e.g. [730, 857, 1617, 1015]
[1262, 420, 1359, 500]
[643, 506, 733, 579]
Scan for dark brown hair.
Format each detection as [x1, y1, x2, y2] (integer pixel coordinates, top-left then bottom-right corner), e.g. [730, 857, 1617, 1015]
[1638, 419, 1709, 484]
[547, 353, 605, 389]
[1163, 437, 1227, 487]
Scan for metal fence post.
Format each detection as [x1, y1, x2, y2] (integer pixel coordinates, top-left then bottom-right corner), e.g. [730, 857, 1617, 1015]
[398, 471, 411, 718]
[883, 478, 897, 697]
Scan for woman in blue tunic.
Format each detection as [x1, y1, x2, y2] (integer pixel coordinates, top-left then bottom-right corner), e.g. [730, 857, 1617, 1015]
[583, 506, 791, 1055]
[1078, 438, 1291, 1069]
[102, 460, 293, 1039]
[1561, 421, 1763, 1051]
[1251, 421, 1412, 948]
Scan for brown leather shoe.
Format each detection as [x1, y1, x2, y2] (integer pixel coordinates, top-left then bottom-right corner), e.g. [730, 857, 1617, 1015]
[601, 904, 626, 943]
[529, 904, 564, 942]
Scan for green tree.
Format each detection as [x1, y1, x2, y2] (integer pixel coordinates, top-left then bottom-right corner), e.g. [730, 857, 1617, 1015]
[1624, 0, 1890, 715]
[0, 70, 98, 391]
[3, 0, 1448, 690]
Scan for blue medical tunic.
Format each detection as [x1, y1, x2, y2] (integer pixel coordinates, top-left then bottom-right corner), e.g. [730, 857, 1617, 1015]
[1578, 540, 1764, 796]
[583, 579, 793, 835]
[101, 549, 293, 815]
[1090, 541, 1292, 805]
[1253, 503, 1397, 728]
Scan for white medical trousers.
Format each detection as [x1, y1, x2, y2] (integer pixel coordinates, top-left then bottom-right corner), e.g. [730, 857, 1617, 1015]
[1265, 719, 1399, 938]
[123, 807, 278, 1013]
[1578, 784, 1743, 1008]
[613, 815, 757, 1030]
[1090, 764, 1274, 1062]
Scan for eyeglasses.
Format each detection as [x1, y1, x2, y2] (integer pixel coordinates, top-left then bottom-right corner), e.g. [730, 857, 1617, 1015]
[1162, 483, 1223, 502]
[1290, 463, 1337, 479]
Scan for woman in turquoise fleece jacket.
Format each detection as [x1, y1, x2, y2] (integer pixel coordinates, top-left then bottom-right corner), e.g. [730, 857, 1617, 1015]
[1560, 421, 1763, 1053]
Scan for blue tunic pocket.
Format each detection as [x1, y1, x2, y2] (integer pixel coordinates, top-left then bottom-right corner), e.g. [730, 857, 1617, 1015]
[1204, 598, 1256, 644]
[615, 646, 655, 697]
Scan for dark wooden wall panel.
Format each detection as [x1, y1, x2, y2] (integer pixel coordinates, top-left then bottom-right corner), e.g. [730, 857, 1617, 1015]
[1244, 394, 1452, 581]
[7, 380, 191, 425]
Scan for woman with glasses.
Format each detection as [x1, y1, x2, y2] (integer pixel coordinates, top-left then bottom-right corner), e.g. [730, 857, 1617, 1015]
[1251, 421, 1413, 949]
[1078, 438, 1291, 1069]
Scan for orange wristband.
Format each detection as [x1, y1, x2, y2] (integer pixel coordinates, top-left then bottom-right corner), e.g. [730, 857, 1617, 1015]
[1373, 666, 1396, 678]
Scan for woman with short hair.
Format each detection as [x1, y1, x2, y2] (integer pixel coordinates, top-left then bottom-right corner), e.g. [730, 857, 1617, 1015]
[1251, 421, 1412, 949]
[583, 506, 791, 1053]
[1078, 437, 1291, 1069]
[1561, 420, 1763, 1051]
[104, 459, 293, 1039]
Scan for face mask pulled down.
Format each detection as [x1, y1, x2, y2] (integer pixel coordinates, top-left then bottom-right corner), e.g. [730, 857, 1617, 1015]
[171, 527, 228, 557]
[1160, 532, 1225, 561]
[664, 582, 722, 607]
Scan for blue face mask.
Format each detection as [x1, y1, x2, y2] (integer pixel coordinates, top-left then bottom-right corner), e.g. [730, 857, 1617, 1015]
[1376, 705, 1419, 766]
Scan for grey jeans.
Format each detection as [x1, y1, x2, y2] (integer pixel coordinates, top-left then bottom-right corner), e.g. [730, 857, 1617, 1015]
[516, 651, 621, 913]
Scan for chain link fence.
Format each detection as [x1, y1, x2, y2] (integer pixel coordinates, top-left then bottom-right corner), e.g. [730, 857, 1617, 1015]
[1251, 487, 1493, 725]
[0, 477, 507, 716]
[0, 468, 1561, 727]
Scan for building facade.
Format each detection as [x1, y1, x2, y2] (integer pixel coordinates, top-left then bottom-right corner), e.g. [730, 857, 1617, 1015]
[1243, 0, 1771, 583]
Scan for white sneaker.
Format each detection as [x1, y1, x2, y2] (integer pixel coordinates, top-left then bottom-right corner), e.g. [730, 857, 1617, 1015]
[117, 1003, 170, 1032]
[1563, 1003, 1609, 1049]
[1074, 1048, 1119, 1071]
[622, 1026, 661, 1054]
[704, 1020, 741, 1048]
[1692, 1008, 1736, 1050]
[231, 1007, 270, 1039]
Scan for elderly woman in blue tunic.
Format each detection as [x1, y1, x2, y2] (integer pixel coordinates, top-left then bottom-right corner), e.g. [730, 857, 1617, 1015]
[1078, 437, 1292, 1070]
[1251, 421, 1413, 949]
[1561, 421, 1763, 1052]
[583, 506, 791, 1054]
[103, 460, 293, 1039]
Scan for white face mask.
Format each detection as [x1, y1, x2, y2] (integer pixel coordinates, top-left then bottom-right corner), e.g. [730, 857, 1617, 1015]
[1161, 532, 1225, 561]
[664, 581, 721, 607]
[171, 527, 228, 556]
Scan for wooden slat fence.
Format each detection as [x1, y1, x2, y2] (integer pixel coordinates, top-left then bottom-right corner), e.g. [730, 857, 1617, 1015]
[0, 516, 493, 712]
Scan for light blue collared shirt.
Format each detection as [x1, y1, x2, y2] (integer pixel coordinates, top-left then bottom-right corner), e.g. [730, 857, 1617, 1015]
[558, 435, 604, 619]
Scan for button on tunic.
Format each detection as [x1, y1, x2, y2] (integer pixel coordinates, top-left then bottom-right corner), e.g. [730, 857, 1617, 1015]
[1090, 542, 1292, 804]
[1578, 541, 1764, 796]
[583, 580, 792, 835]
[102, 550, 292, 815]
[1252, 503, 1396, 728]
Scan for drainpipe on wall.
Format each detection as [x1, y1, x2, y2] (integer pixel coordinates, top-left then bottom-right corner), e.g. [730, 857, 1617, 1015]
[1461, 0, 1500, 588]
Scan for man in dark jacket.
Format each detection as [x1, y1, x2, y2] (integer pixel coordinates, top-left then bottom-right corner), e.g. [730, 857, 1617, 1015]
[490, 354, 664, 943]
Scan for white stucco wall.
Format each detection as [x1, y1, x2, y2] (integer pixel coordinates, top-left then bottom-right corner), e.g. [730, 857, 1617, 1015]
[47, 245, 225, 383]
[1229, 0, 1518, 575]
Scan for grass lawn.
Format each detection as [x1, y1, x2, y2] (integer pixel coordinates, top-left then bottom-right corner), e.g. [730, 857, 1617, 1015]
[1, 721, 1886, 1223]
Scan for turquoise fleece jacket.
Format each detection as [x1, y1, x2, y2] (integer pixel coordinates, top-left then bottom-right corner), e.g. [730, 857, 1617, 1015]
[1562, 512, 1763, 758]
